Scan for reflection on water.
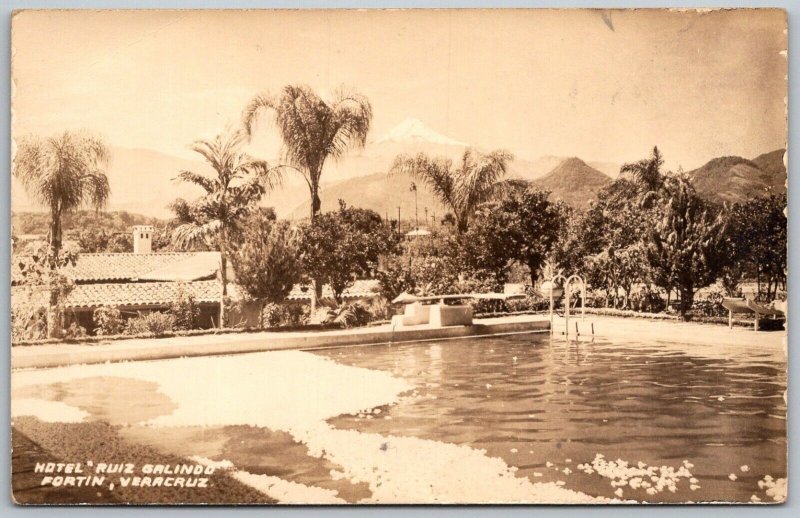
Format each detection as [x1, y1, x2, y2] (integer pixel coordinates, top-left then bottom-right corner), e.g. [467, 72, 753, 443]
[314, 334, 786, 503]
[120, 424, 372, 502]
[13, 376, 177, 425]
[13, 378, 371, 502]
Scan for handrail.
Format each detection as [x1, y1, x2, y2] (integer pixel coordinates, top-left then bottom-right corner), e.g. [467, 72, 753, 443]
[549, 274, 568, 335]
[548, 273, 586, 337]
[565, 274, 586, 321]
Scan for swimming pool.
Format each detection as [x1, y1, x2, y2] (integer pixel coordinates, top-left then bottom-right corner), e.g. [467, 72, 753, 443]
[11, 332, 786, 504]
[315, 334, 787, 503]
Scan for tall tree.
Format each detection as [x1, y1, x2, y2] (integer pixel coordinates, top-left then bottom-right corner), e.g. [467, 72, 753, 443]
[298, 201, 395, 304]
[171, 129, 281, 325]
[465, 187, 564, 287]
[574, 179, 652, 308]
[391, 148, 518, 232]
[645, 175, 727, 319]
[13, 131, 111, 337]
[229, 212, 302, 325]
[13, 131, 111, 268]
[242, 84, 373, 221]
[620, 146, 665, 193]
[723, 193, 787, 299]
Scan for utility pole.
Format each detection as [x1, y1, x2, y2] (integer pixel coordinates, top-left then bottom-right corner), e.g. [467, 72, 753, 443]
[397, 205, 401, 234]
[424, 207, 429, 229]
[410, 182, 418, 232]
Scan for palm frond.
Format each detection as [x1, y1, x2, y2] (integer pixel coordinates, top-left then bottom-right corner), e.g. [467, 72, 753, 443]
[172, 129, 283, 252]
[80, 171, 111, 209]
[620, 146, 664, 191]
[391, 147, 513, 231]
[175, 170, 217, 193]
[244, 84, 373, 220]
[169, 198, 194, 223]
[189, 138, 226, 178]
[13, 131, 111, 213]
[390, 153, 457, 211]
[240, 159, 283, 192]
[328, 89, 373, 159]
[242, 93, 277, 136]
[171, 220, 222, 250]
[456, 148, 513, 221]
[490, 178, 530, 199]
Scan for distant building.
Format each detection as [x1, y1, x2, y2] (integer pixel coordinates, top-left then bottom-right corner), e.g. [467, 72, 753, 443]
[12, 227, 383, 334]
[11, 226, 224, 332]
[59, 250, 224, 330]
[405, 228, 431, 238]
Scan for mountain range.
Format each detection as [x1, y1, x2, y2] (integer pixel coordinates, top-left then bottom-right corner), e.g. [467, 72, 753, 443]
[531, 157, 612, 209]
[11, 118, 785, 221]
[687, 149, 786, 204]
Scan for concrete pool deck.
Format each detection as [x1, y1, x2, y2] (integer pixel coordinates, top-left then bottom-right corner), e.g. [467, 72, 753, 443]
[576, 315, 786, 348]
[11, 315, 550, 370]
[11, 313, 786, 370]
[554, 315, 787, 363]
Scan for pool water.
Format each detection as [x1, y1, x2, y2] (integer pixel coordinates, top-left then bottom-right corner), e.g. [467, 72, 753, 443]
[314, 334, 786, 503]
[12, 332, 786, 504]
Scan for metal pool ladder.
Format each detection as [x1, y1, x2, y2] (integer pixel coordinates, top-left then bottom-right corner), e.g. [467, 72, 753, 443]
[548, 274, 594, 339]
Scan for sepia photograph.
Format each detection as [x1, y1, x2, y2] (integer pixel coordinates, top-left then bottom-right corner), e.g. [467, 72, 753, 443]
[8, 8, 788, 505]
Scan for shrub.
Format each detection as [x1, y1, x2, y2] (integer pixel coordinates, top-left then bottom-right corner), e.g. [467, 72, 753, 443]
[63, 322, 87, 340]
[11, 302, 48, 343]
[256, 302, 312, 328]
[691, 286, 726, 317]
[376, 256, 416, 301]
[324, 302, 373, 328]
[363, 297, 390, 321]
[629, 286, 667, 313]
[230, 217, 301, 305]
[93, 306, 124, 336]
[222, 296, 245, 328]
[585, 291, 609, 309]
[470, 298, 509, 315]
[283, 304, 311, 327]
[260, 303, 284, 328]
[125, 311, 175, 336]
[170, 285, 200, 331]
[505, 288, 550, 313]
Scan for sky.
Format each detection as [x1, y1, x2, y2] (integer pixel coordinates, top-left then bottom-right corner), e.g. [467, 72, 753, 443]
[11, 8, 787, 171]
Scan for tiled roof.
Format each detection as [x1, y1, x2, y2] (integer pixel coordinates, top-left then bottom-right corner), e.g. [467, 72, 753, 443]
[138, 252, 220, 282]
[285, 279, 381, 301]
[64, 280, 222, 309]
[61, 252, 220, 282]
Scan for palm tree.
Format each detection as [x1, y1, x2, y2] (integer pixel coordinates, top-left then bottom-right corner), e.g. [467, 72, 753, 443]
[391, 148, 518, 233]
[171, 129, 281, 325]
[242, 84, 373, 221]
[620, 146, 665, 192]
[14, 131, 111, 337]
[13, 131, 111, 267]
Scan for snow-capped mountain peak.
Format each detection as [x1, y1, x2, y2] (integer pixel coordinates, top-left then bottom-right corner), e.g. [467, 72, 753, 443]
[375, 118, 467, 147]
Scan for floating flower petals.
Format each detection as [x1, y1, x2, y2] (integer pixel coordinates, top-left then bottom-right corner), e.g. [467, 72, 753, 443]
[586, 454, 695, 497]
[758, 475, 787, 502]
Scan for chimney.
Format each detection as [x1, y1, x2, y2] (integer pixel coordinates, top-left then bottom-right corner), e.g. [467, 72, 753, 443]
[132, 225, 154, 254]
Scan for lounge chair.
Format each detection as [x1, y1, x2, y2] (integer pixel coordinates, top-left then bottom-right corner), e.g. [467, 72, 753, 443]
[721, 298, 784, 331]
